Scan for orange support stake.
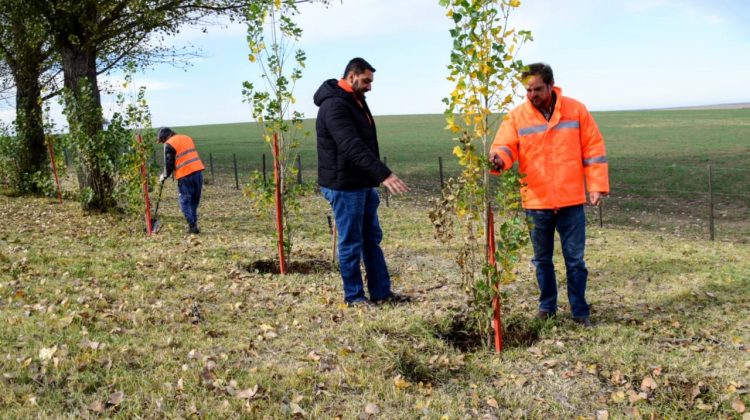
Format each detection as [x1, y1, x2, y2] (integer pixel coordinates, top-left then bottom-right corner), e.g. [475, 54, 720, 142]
[487, 204, 503, 353]
[45, 136, 63, 204]
[273, 133, 287, 274]
[137, 134, 153, 236]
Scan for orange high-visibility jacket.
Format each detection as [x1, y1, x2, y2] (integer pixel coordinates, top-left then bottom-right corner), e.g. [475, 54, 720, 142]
[166, 134, 205, 179]
[490, 86, 609, 209]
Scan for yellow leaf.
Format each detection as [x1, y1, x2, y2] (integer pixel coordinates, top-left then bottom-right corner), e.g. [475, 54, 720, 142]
[393, 375, 411, 390]
[452, 145, 464, 158]
[610, 391, 625, 403]
[509, 0, 521, 8]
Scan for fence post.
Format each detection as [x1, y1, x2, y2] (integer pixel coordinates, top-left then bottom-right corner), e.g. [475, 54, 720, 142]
[233, 153, 239, 190]
[209, 152, 215, 184]
[382, 156, 389, 207]
[296, 155, 302, 185]
[598, 202, 603, 228]
[708, 164, 715, 240]
[63, 147, 70, 167]
[438, 156, 445, 190]
[262, 153, 267, 185]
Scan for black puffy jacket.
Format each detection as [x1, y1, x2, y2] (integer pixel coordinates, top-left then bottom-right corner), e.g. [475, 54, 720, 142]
[314, 79, 391, 190]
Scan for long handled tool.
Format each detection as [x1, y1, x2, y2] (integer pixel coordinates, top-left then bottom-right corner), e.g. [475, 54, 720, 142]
[150, 178, 166, 233]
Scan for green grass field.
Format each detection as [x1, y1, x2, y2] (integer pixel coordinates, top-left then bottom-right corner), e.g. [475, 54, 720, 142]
[2, 109, 749, 417]
[175, 109, 750, 189]
[174, 109, 750, 241]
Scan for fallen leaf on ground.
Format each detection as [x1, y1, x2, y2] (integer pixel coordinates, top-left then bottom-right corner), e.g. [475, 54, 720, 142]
[732, 399, 746, 413]
[87, 400, 104, 413]
[365, 403, 379, 414]
[289, 402, 306, 416]
[486, 397, 499, 408]
[39, 346, 57, 361]
[235, 385, 258, 399]
[629, 391, 648, 403]
[394, 375, 410, 390]
[611, 391, 625, 403]
[596, 409, 609, 420]
[640, 376, 658, 391]
[108, 391, 124, 406]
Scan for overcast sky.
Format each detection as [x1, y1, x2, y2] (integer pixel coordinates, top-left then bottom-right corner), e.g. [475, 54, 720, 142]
[1, 0, 749, 129]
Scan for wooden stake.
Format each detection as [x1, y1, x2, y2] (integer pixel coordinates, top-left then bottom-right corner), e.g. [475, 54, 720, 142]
[273, 133, 287, 274]
[137, 134, 153, 236]
[45, 136, 63, 204]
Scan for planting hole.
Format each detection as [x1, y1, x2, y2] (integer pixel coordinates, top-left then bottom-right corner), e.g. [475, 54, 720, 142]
[244, 259, 334, 274]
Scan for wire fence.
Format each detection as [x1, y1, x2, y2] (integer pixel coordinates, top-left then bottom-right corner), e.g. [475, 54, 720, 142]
[186, 151, 750, 242]
[63, 149, 750, 243]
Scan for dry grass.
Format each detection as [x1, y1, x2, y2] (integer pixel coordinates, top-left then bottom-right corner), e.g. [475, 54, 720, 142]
[1, 182, 749, 418]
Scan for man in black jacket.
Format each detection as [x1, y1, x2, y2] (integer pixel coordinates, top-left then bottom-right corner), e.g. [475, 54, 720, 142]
[314, 57, 410, 307]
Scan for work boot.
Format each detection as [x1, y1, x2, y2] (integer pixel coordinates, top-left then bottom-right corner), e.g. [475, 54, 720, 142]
[373, 292, 412, 305]
[187, 223, 200, 234]
[573, 317, 593, 328]
[346, 299, 375, 308]
[536, 310, 556, 320]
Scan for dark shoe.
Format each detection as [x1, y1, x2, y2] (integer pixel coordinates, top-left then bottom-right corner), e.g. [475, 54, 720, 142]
[573, 317, 592, 328]
[373, 292, 412, 305]
[188, 223, 200, 234]
[536, 310, 556, 320]
[346, 299, 375, 308]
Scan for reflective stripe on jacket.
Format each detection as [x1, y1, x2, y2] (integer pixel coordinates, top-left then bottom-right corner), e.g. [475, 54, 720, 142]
[166, 134, 205, 179]
[490, 86, 609, 209]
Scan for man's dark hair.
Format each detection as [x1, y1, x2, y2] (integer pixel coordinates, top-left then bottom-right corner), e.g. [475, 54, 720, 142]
[343, 57, 376, 78]
[522, 63, 554, 85]
[157, 127, 175, 143]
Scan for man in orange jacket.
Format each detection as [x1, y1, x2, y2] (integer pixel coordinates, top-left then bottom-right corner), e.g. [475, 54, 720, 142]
[157, 127, 205, 234]
[489, 63, 609, 327]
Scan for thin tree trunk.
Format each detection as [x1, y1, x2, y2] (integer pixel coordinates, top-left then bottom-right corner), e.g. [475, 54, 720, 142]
[6, 16, 48, 193]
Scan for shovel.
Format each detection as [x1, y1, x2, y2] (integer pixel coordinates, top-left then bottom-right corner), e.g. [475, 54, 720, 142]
[150, 178, 166, 234]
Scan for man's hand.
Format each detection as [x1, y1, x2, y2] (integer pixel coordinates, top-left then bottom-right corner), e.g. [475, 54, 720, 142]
[589, 191, 606, 206]
[159, 173, 167, 184]
[488, 150, 505, 171]
[382, 174, 409, 194]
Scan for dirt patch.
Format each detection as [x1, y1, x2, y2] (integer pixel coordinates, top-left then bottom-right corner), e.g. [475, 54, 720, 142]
[245, 258, 334, 274]
[435, 314, 541, 352]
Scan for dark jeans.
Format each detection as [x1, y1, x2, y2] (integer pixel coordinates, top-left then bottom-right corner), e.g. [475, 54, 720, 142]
[526, 205, 590, 319]
[321, 187, 392, 303]
[177, 170, 203, 226]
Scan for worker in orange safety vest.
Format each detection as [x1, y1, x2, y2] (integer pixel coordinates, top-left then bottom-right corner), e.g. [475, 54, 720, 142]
[157, 127, 205, 234]
[488, 63, 609, 328]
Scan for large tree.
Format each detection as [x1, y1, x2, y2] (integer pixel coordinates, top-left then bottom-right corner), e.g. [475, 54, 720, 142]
[0, 0, 56, 193]
[28, 0, 248, 211]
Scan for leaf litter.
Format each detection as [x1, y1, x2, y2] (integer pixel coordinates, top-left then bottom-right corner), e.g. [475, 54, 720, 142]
[1, 189, 750, 418]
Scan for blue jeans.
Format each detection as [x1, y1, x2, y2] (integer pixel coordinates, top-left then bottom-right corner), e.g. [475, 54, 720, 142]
[526, 205, 590, 319]
[321, 187, 392, 303]
[177, 170, 203, 225]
